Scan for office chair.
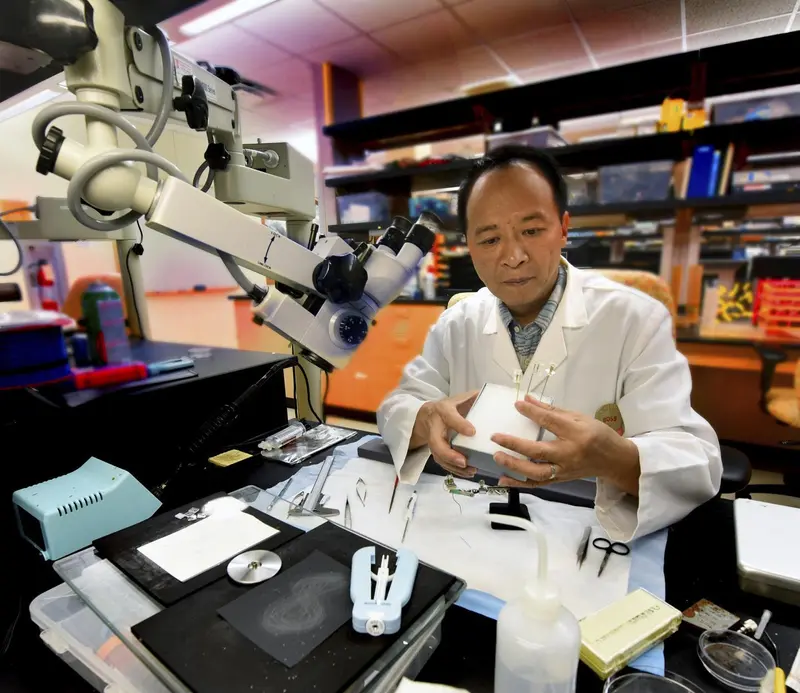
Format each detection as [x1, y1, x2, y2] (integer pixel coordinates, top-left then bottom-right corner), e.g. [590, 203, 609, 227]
[448, 268, 753, 497]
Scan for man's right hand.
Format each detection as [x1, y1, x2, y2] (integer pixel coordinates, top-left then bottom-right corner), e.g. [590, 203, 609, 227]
[412, 391, 479, 477]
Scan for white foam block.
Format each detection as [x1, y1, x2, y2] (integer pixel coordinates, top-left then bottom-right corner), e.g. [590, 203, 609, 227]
[451, 383, 552, 480]
[137, 512, 279, 582]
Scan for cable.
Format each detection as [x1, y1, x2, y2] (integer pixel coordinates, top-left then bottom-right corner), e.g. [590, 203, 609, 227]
[0, 206, 32, 276]
[1, 596, 21, 657]
[127, 221, 145, 335]
[296, 361, 323, 423]
[143, 25, 173, 147]
[323, 369, 330, 421]
[192, 160, 215, 192]
[66, 149, 186, 231]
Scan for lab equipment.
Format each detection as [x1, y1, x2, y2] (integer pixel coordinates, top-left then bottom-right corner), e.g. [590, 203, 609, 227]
[258, 421, 306, 451]
[580, 589, 682, 680]
[593, 538, 631, 577]
[444, 475, 508, 497]
[336, 191, 391, 224]
[260, 424, 357, 466]
[451, 383, 553, 482]
[12, 457, 161, 560]
[389, 475, 399, 513]
[577, 527, 592, 569]
[603, 670, 705, 693]
[490, 514, 580, 693]
[403, 491, 418, 542]
[598, 161, 673, 204]
[344, 497, 353, 529]
[0, 310, 73, 388]
[698, 629, 776, 692]
[287, 454, 339, 517]
[356, 478, 367, 506]
[6, 0, 437, 427]
[734, 499, 800, 606]
[80, 281, 131, 364]
[351, 546, 420, 636]
[226, 549, 282, 585]
[72, 362, 148, 389]
[147, 357, 194, 376]
[265, 480, 291, 512]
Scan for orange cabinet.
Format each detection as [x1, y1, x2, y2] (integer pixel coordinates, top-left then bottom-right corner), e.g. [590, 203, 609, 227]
[326, 303, 445, 414]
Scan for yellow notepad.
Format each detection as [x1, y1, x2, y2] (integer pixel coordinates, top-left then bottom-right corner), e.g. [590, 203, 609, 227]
[580, 589, 682, 679]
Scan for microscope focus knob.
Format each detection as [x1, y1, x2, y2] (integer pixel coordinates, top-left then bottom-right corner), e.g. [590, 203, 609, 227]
[330, 311, 370, 349]
[313, 255, 367, 303]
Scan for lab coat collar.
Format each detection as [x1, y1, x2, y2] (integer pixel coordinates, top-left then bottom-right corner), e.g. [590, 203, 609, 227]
[482, 259, 589, 335]
[487, 259, 589, 382]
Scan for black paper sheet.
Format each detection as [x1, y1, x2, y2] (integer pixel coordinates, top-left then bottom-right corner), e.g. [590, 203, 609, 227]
[133, 522, 460, 693]
[94, 494, 302, 605]
[219, 551, 351, 667]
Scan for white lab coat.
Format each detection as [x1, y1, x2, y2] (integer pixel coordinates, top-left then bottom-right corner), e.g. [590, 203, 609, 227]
[377, 261, 722, 542]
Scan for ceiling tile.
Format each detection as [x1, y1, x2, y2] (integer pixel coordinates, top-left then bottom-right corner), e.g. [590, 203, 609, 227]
[686, 16, 789, 50]
[175, 25, 290, 77]
[515, 57, 593, 86]
[306, 36, 401, 76]
[578, 0, 681, 54]
[490, 24, 586, 72]
[158, 0, 230, 42]
[414, 47, 509, 89]
[565, 0, 656, 20]
[684, 0, 794, 35]
[235, 0, 359, 53]
[316, 0, 441, 32]
[247, 57, 315, 100]
[595, 38, 682, 67]
[453, 0, 572, 42]
[372, 9, 474, 61]
[241, 96, 316, 135]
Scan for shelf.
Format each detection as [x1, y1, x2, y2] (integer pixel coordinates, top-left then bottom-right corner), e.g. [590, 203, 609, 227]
[324, 116, 800, 192]
[322, 34, 800, 152]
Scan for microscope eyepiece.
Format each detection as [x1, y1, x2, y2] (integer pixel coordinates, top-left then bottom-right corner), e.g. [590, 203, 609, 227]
[376, 216, 411, 255]
[403, 212, 441, 255]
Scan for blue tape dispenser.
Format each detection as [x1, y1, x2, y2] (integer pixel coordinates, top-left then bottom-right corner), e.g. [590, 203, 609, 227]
[351, 546, 419, 636]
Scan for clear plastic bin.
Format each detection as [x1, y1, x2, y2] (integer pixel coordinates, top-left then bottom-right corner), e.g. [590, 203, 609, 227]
[486, 125, 567, 151]
[598, 161, 673, 204]
[30, 582, 170, 693]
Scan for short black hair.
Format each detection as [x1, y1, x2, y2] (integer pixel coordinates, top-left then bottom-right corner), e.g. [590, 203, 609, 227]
[457, 145, 567, 233]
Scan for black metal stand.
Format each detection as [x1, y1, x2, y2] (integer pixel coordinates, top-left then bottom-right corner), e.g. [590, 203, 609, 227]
[489, 488, 529, 530]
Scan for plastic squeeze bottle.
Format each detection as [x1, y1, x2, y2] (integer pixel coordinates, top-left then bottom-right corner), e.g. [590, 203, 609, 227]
[489, 514, 581, 693]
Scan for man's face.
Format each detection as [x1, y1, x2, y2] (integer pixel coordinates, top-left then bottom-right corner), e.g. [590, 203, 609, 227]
[465, 162, 568, 315]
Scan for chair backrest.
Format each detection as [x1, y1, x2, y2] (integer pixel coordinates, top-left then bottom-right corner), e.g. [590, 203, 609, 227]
[447, 270, 676, 333]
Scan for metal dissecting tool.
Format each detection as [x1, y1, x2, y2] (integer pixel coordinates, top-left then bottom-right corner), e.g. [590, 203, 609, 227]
[287, 455, 339, 517]
[265, 479, 291, 512]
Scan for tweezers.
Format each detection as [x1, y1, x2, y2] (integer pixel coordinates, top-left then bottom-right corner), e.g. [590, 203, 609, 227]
[577, 526, 592, 568]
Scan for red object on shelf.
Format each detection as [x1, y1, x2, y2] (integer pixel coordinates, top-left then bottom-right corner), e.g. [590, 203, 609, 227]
[753, 279, 800, 333]
[72, 362, 148, 389]
[35, 262, 59, 311]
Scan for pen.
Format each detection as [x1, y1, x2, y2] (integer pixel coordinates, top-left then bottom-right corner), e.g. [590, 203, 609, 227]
[402, 491, 417, 542]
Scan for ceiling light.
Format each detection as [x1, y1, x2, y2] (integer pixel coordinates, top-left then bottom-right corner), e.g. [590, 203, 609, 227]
[0, 89, 61, 124]
[180, 0, 279, 37]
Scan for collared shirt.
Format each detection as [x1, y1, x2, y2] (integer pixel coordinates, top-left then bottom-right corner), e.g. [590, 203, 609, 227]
[498, 263, 568, 371]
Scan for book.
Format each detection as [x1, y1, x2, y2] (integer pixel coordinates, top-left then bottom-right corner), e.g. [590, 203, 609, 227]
[673, 158, 692, 199]
[718, 143, 735, 195]
[687, 145, 716, 198]
[707, 150, 721, 197]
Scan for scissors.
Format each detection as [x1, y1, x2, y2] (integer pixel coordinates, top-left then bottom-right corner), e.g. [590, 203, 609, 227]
[592, 537, 630, 577]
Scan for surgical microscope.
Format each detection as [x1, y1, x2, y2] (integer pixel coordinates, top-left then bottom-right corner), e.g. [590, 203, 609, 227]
[0, 0, 439, 418]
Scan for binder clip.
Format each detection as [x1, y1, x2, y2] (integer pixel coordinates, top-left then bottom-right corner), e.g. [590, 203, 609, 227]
[351, 546, 419, 636]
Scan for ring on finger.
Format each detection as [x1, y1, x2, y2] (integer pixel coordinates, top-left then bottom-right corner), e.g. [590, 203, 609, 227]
[548, 463, 557, 481]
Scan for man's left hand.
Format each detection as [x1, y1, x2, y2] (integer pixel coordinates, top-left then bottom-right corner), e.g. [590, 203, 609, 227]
[491, 395, 641, 496]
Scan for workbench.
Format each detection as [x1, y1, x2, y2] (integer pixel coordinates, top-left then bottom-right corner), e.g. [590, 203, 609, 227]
[8, 427, 800, 693]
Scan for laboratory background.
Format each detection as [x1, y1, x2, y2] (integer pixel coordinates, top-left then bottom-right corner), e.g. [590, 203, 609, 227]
[2, 0, 800, 692]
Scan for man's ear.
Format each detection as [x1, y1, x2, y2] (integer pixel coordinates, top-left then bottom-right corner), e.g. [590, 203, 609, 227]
[560, 212, 570, 244]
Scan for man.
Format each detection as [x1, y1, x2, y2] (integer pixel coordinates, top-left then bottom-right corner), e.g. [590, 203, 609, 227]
[378, 145, 721, 541]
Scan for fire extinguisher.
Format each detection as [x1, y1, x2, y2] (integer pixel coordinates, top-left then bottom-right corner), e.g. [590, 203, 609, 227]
[35, 260, 59, 311]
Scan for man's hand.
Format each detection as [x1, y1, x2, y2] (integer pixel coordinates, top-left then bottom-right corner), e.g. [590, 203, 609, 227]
[411, 391, 479, 478]
[490, 395, 641, 496]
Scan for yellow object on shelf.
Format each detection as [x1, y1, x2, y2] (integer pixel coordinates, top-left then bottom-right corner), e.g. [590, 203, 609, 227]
[579, 588, 682, 680]
[659, 98, 685, 132]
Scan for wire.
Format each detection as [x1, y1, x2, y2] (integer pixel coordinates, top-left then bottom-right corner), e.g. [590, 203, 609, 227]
[323, 370, 330, 421]
[192, 160, 215, 192]
[1, 596, 21, 657]
[143, 25, 173, 147]
[127, 221, 145, 336]
[0, 206, 32, 276]
[296, 361, 323, 423]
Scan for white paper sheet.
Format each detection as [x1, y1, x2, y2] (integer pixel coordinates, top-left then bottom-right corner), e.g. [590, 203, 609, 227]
[321, 457, 631, 620]
[137, 512, 279, 582]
